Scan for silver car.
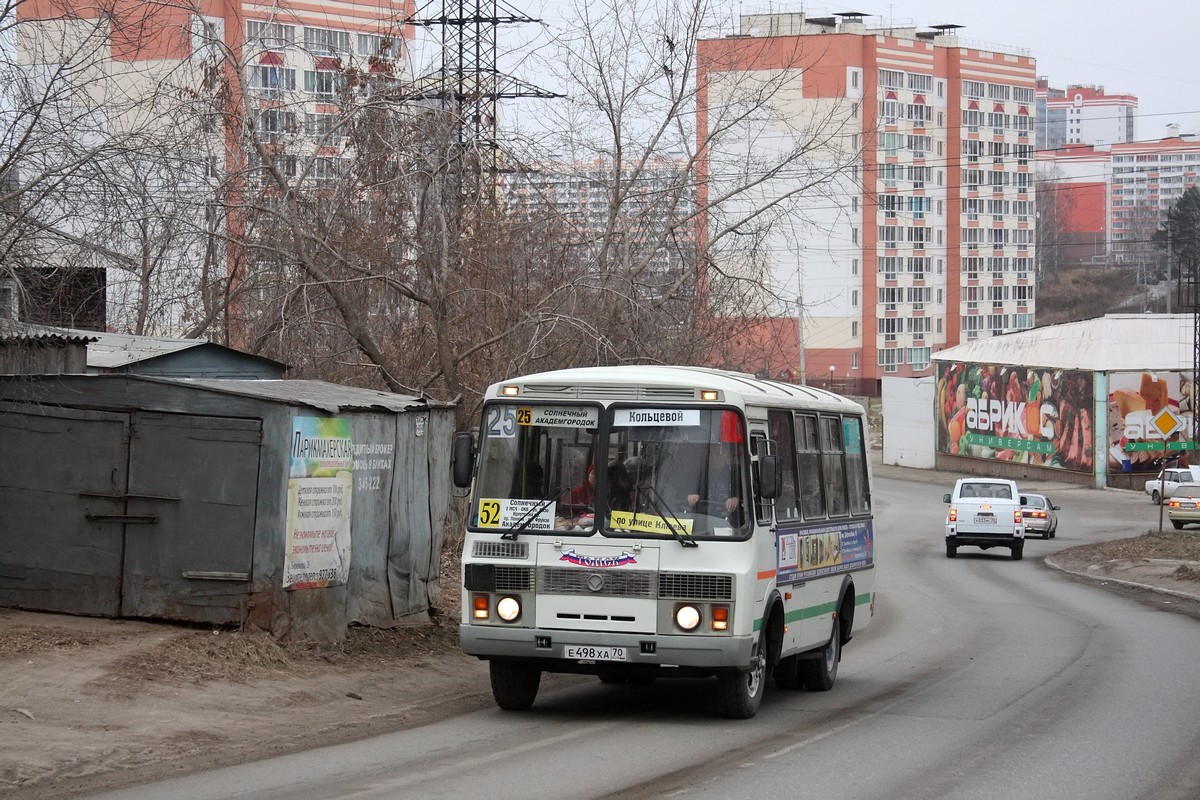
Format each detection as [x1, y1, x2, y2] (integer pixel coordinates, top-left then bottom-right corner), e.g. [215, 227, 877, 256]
[1021, 493, 1059, 538]
[1166, 484, 1200, 529]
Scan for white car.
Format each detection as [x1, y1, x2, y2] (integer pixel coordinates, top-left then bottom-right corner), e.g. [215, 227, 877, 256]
[1144, 466, 1200, 504]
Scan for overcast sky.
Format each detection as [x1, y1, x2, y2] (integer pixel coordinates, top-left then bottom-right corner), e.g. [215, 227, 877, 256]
[862, 0, 1200, 140]
[483, 0, 1200, 143]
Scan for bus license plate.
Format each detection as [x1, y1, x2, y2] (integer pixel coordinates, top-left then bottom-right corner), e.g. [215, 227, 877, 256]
[973, 515, 996, 524]
[564, 645, 628, 662]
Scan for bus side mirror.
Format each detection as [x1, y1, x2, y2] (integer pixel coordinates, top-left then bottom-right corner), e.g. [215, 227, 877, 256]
[943, 493, 951, 503]
[452, 432, 475, 488]
[758, 454, 781, 500]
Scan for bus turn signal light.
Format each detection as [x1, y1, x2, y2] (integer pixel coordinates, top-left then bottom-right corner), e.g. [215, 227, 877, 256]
[711, 606, 729, 631]
[472, 594, 490, 620]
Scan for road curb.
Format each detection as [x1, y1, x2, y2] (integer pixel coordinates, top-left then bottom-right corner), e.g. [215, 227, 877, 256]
[1043, 556, 1200, 603]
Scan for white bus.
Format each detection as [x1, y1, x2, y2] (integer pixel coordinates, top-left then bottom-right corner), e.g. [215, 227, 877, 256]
[451, 366, 876, 719]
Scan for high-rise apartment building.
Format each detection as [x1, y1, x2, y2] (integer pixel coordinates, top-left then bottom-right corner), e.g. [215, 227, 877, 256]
[13, 0, 412, 334]
[1036, 80, 1137, 150]
[697, 13, 1037, 390]
[1036, 131, 1199, 269]
[503, 156, 696, 295]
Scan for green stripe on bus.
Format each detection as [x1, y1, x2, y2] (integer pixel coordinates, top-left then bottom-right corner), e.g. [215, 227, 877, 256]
[780, 592, 873, 625]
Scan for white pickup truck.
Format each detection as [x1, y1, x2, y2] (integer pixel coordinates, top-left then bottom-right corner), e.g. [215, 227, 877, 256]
[943, 478, 1027, 561]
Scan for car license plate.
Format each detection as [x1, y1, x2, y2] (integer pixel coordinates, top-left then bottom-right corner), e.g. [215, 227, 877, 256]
[563, 645, 628, 662]
[973, 515, 996, 524]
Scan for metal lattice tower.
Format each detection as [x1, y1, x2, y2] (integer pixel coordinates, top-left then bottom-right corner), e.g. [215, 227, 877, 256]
[411, 0, 559, 177]
[1177, 251, 1200, 447]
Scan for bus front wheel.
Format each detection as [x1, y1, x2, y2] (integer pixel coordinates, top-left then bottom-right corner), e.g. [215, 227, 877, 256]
[489, 660, 541, 711]
[719, 629, 766, 719]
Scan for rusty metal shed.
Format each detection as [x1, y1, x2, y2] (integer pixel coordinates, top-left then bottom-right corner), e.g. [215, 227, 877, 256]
[0, 374, 454, 641]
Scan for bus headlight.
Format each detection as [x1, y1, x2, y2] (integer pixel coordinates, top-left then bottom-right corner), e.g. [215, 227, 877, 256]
[496, 596, 522, 622]
[675, 604, 701, 631]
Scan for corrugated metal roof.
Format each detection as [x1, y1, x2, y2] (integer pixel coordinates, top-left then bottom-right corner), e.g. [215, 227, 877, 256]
[0, 323, 286, 369]
[145, 377, 452, 414]
[933, 314, 1196, 372]
[0, 321, 96, 344]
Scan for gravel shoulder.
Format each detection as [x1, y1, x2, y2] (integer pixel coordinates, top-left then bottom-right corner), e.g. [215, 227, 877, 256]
[1, 531, 1198, 799]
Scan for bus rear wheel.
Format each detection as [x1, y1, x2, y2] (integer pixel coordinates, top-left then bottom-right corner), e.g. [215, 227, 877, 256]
[719, 629, 766, 718]
[489, 660, 541, 710]
[799, 618, 841, 692]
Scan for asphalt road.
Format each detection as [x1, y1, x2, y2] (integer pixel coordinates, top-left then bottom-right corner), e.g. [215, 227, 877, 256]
[92, 472, 1200, 800]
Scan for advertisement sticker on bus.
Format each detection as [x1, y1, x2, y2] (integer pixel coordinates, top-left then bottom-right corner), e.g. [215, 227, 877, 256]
[776, 519, 873, 584]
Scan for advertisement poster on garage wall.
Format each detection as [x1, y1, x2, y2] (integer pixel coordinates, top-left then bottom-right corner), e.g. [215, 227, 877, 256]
[284, 416, 353, 589]
[1107, 370, 1197, 475]
[936, 362, 1095, 473]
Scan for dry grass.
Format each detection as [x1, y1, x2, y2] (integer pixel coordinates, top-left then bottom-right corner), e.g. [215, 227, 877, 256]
[1056, 530, 1200, 583]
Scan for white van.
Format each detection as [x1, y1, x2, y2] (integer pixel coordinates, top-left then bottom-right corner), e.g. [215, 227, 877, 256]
[1144, 466, 1200, 504]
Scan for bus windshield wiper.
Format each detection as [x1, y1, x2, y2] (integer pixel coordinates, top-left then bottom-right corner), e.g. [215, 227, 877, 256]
[633, 485, 698, 548]
[500, 489, 560, 541]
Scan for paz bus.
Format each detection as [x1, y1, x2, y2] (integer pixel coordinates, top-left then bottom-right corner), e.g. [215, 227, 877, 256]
[451, 366, 876, 719]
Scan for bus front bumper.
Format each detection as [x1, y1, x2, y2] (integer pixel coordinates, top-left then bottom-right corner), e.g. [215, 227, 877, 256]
[460, 624, 755, 670]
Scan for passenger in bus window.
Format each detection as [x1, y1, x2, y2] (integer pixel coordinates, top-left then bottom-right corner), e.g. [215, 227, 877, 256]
[561, 464, 596, 511]
[607, 461, 634, 511]
[686, 446, 741, 519]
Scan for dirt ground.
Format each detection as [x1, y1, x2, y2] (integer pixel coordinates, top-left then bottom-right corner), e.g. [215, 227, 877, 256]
[2, 534, 1198, 800]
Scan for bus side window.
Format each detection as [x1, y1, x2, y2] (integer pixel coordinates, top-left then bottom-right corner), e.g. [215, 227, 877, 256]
[749, 433, 771, 526]
[820, 416, 849, 516]
[843, 416, 871, 514]
[796, 413, 825, 519]
[768, 410, 799, 520]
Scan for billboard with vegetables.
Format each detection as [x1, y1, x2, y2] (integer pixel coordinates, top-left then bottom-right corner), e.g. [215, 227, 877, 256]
[936, 362, 1095, 473]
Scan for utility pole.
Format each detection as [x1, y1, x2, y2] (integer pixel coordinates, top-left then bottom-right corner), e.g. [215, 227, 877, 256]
[796, 265, 806, 385]
[1167, 225, 1173, 314]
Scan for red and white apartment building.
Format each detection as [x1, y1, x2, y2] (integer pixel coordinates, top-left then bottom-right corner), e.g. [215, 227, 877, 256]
[1036, 80, 1137, 151]
[15, 0, 413, 334]
[697, 12, 1037, 391]
[1038, 131, 1200, 269]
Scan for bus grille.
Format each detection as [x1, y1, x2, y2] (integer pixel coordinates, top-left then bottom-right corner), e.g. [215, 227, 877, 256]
[538, 567, 656, 597]
[658, 572, 734, 601]
[494, 566, 535, 592]
[472, 541, 529, 560]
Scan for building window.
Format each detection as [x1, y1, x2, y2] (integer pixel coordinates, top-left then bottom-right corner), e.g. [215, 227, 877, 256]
[963, 80, 985, 98]
[305, 27, 352, 55]
[908, 347, 931, 369]
[357, 33, 402, 59]
[304, 69, 342, 99]
[907, 73, 932, 92]
[247, 66, 296, 95]
[879, 69, 904, 89]
[878, 318, 902, 342]
[878, 347, 902, 372]
[247, 20, 295, 50]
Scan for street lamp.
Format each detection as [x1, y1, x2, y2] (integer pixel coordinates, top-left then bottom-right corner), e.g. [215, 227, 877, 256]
[828, 364, 835, 390]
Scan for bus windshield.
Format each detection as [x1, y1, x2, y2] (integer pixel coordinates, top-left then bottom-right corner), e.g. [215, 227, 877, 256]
[470, 403, 749, 541]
